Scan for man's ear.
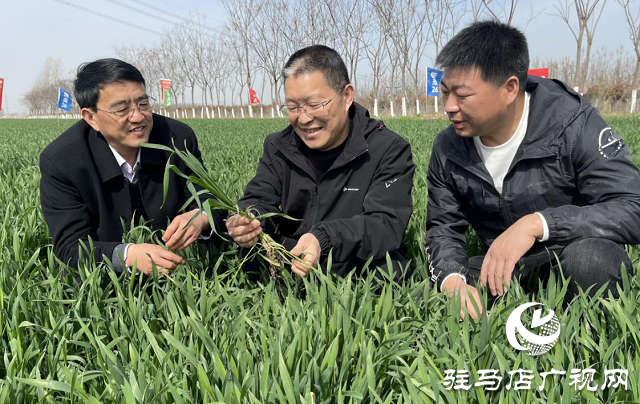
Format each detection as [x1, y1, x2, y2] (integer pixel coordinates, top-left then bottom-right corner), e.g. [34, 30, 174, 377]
[81, 108, 100, 132]
[504, 76, 520, 105]
[343, 83, 355, 111]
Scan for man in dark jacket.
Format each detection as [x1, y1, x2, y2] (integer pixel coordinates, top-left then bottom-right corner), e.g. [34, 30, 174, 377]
[226, 45, 415, 281]
[427, 21, 640, 319]
[40, 58, 225, 275]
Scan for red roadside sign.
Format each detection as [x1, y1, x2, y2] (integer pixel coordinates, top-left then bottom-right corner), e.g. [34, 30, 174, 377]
[528, 68, 550, 79]
[160, 79, 172, 108]
[0, 78, 4, 111]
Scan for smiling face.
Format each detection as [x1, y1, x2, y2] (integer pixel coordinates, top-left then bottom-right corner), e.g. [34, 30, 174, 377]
[441, 67, 519, 146]
[283, 71, 354, 151]
[81, 80, 153, 163]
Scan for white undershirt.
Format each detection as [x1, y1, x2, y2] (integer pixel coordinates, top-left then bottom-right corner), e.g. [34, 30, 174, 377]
[473, 92, 530, 194]
[440, 91, 549, 291]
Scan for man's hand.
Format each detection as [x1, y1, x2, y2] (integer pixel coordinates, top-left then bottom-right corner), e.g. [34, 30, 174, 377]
[290, 233, 321, 277]
[480, 213, 543, 296]
[163, 209, 211, 251]
[226, 214, 262, 248]
[125, 243, 185, 275]
[442, 275, 483, 320]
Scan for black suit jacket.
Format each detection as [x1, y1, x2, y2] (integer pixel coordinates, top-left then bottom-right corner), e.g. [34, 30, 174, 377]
[39, 114, 224, 268]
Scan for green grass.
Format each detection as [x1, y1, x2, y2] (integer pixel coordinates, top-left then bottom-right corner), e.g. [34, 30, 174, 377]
[0, 116, 639, 403]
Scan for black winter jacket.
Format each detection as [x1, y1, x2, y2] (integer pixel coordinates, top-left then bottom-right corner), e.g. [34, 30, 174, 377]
[426, 76, 640, 289]
[239, 103, 415, 276]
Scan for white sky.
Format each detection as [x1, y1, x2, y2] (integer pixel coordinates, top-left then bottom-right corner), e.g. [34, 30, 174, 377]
[0, 0, 636, 114]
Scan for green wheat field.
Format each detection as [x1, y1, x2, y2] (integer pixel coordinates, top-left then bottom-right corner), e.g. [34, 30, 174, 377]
[1, 116, 639, 403]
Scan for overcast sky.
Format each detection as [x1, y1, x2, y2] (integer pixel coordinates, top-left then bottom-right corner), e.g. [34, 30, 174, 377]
[1, 0, 636, 114]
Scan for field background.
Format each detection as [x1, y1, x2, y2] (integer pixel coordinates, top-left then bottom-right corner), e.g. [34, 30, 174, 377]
[0, 116, 639, 403]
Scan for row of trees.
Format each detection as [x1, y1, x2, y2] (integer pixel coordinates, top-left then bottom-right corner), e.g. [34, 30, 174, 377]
[21, 0, 640, 115]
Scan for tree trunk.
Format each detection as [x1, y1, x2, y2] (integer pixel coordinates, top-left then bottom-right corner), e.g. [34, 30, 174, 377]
[633, 53, 640, 89]
[574, 30, 584, 86]
[580, 37, 594, 92]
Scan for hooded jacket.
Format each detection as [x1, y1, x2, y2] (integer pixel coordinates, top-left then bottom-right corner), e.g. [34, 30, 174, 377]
[239, 102, 415, 276]
[426, 76, 640, 289]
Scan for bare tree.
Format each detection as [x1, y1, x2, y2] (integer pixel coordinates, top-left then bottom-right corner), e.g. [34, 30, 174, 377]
[362, 10, 390, 98]
[223, 0, 265, 105]
[426, 0, 466, 60]
[554, 0, 607, 90]
[252, 0, 289, 106]
[579, 0, 607, 91]
[370, 0, 428, 94]
[22, 57, 72, 115]
[618, 0, 640, 89]
[481, 0, 519, 24]
[321, 0, 371, 89]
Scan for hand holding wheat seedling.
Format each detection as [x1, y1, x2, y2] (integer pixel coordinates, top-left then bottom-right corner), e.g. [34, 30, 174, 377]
[141, 141, 313, 277]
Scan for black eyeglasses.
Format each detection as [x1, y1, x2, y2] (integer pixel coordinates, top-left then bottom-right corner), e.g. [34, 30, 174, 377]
[94, 97, 155, 119]
[280, 88, 344, 116]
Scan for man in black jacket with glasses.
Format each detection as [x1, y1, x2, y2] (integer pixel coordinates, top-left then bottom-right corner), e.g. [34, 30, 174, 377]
[226, 45, 415, 282]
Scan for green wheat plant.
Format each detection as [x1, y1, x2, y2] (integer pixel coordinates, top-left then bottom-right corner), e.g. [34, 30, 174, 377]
[0, 117, 638, 403]
[141, 141, 306, 277]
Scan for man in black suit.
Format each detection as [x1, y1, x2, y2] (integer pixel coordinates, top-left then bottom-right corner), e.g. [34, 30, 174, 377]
[39, 58, 224, 275]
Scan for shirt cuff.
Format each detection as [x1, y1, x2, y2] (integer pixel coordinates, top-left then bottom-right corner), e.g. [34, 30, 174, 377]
[534, 212, 549, 242]
[112, 243, 133, 273]
[439, 273, 466, 293]
[199, 211, 214, 240]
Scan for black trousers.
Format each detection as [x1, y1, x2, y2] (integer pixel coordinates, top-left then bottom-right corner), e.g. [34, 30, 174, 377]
[465, 238, 633, 299]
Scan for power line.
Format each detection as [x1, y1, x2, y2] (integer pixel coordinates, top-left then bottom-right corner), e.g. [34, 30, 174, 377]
[104, 0, 178, 26]
[128, 0, 225, 34]
[51, 0, 164, 36]
[130, 0, 192, 23]
[105, 0, 228, 41]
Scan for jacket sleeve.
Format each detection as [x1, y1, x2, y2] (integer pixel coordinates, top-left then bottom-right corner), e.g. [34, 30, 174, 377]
[425, 137, 470, 290]
[540, 108, 640, 244]
[39, 153, 120, 269]
[309, 137, 415, 263]
[180, 129, 226, 234]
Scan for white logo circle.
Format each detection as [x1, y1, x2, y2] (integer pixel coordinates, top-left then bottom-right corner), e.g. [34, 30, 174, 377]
[505, 302, 560, 356]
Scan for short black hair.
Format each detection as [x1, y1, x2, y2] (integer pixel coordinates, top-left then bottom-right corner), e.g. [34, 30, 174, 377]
[436, 21, 529, 92]
[74, 58, 146, 109]
[282, 45, 350, 93]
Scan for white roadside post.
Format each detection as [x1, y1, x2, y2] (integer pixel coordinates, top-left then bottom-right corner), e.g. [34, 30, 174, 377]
[631, 88, 638, 114]
[373, 98, 378, 116]
[271, 107, 275, 118]
[390, 100, 395, 117]
[260, 106, 264, 118]
[232, 109, 236, 118]
[416, 99, 420, 115]
[241, 108, 245, 118]
[401, 95, 407, 117]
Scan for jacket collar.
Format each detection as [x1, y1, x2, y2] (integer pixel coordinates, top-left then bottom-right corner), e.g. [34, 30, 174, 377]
[446, 76, 587, 164]
[272, 102, 374, 177]
[88, 113, 168, 183]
